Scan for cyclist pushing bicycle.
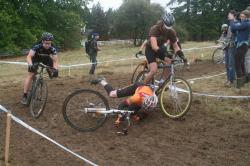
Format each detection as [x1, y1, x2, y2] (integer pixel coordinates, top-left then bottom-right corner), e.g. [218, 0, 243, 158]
[21, 32, 59, 105]
[91, 78, 158, 126]
[143, 12, 187, 84]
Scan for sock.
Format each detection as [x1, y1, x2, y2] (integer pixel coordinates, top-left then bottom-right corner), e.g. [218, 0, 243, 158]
[100, 80, 108, 86]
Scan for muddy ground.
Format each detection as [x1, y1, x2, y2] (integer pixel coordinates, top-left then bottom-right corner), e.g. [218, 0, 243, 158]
[0, 61, 250, 166]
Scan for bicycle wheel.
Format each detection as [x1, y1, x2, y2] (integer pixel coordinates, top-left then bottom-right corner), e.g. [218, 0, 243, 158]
[30, 79, 48, 118]
[62, 89, 109, 132]
[159, 77, 192, 119]
[131, 62, 147, 83]
[212, 48, 224, 64]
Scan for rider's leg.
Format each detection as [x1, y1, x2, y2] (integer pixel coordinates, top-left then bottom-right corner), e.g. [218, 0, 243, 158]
[23, 72, 35, 96]
[98, 79, 142, 98]
[161, 57, 172, 80]
[144, 62, 157, 84]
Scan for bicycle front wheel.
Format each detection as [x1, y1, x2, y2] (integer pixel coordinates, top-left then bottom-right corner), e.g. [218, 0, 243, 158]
[160, 77, 192, 119]
[62, 89, 109, 132]
[212, 48, 224, 64]
[131, 62, 147, 83]
[30, 79, 48, 118]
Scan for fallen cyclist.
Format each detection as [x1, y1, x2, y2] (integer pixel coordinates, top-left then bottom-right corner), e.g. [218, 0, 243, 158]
[91, 78, 158, 126]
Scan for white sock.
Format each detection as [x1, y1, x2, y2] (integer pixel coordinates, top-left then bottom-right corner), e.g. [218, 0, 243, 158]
[100, 80, 108, 86]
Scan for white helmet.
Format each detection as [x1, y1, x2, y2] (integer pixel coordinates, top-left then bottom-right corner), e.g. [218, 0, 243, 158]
[142, 93, 158, 111]
[221, 24, 228, 30]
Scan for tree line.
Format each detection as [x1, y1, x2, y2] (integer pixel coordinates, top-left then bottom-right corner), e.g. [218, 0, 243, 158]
[0, 0, 249, 53]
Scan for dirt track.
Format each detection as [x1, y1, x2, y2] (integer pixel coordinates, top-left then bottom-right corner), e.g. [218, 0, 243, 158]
[0, 61, 250, 166]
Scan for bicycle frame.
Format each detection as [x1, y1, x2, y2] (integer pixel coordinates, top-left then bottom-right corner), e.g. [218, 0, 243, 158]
[84, 108, 135, 114]
[27, 63, 48, 105]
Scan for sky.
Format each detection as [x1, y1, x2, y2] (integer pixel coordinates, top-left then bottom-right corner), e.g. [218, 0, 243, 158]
[88, 0, 172, 11]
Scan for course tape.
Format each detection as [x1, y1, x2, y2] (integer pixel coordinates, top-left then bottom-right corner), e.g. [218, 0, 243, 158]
[185, 72, 250, 99]
[0, 45, 218, 68]
[0, 105, 98, 166]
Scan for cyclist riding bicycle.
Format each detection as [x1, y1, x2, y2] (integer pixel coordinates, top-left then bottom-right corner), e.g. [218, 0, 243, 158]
[21, 32, 59, 105]
[143, 12, 187, 84]
[91, 78, 158, 125]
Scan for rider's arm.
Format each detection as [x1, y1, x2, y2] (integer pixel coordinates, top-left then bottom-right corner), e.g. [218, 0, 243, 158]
[172, 41, 181, 53]
[26, 50, 35, 65]
[52, 54, 59, 69]
[139, 40, 148, 52]
[150, 36, 159, 52]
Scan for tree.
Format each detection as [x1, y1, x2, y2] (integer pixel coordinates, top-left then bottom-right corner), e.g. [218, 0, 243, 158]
[168, 0, 250, 41]
[114, 0, 164, 45]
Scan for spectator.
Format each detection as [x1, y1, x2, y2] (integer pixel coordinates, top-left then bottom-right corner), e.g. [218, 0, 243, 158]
[224, 10, 237, 87]
[88, 32, 101, 75]
[230, 10, 250, 88]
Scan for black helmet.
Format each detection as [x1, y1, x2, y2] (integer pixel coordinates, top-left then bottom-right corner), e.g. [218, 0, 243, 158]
[161, 12, 175, 27]
[41, 32, 54, 41]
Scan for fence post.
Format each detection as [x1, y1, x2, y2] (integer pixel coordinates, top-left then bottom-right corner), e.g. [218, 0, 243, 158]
[5, 113, 11, 166]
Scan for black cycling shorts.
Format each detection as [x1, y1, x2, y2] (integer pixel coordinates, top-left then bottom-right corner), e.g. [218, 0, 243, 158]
[117, 82, 144, 98]
[29, 56, 53, 73]
[145, 45, 166, 64]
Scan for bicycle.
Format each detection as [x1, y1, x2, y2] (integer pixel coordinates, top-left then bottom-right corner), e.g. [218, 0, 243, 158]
[131, 52, 188, 83]
[212, 40, 227, 64]
[134, 53, 192, 119]
[25, 63, 52, 118]
[62, 89, 135, 135]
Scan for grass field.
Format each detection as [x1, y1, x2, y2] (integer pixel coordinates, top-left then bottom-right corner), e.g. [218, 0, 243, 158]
[0, 41, 217, 80]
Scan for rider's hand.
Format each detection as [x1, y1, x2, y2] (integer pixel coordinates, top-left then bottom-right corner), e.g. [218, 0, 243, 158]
[157, 46, 165, 57]
[51, 68, 59, 77]
[138, 50, 143, 55]
[28, 64, 37, 73]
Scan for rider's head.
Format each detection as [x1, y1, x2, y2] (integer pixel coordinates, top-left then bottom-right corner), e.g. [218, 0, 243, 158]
[142, 93, 158, 111]
[92, 32, 100, 40]
[221, 24, 228, 31]
[41, 32, 54, 49]
[161, 12, 175, 29]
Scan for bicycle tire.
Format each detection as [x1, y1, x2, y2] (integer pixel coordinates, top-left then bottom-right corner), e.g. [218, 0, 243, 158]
[62, 89, 109, 132]
[131, 62, 147, 83]
[30, 79, 48, 118]
[212, 48, 224, 64]
[159, 77, 192, 119]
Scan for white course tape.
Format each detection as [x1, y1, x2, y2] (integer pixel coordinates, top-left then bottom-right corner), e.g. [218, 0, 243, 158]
[0, 105, 98, 166]
[188, 72, 226, 81]
[0, 61, 69, 68]
[0, 45, 218, 68]
[192, 92, 250, 99]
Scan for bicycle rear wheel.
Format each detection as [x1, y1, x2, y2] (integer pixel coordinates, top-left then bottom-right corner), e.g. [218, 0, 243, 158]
[131, 62, 147, 83]
[159, 77, 192, 119]
[212, 48, 224, 64]
[30, 79, 48, 118]
[62, 89, 109, 132]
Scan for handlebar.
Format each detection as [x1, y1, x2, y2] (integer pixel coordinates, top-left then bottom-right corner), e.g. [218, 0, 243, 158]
[33, 62, 52, 69]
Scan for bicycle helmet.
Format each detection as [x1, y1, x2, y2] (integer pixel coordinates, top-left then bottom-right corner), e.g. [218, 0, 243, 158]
[221, 24, 228, 30]
[41, 32, 54, 41]
[142, 93, 158, 111]
[161, 12, 175, 28]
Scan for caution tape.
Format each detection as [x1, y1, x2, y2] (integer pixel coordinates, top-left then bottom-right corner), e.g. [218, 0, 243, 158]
[0, 45, 218, 68]
[0, 105, 98, 166]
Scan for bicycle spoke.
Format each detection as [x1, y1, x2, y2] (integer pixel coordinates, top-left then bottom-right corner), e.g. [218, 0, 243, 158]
[62, 89, 108, 132]
[160, 77, 192, 119]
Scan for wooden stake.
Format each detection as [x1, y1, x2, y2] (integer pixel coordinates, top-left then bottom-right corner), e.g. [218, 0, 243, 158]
[5, 113, 11, 166]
